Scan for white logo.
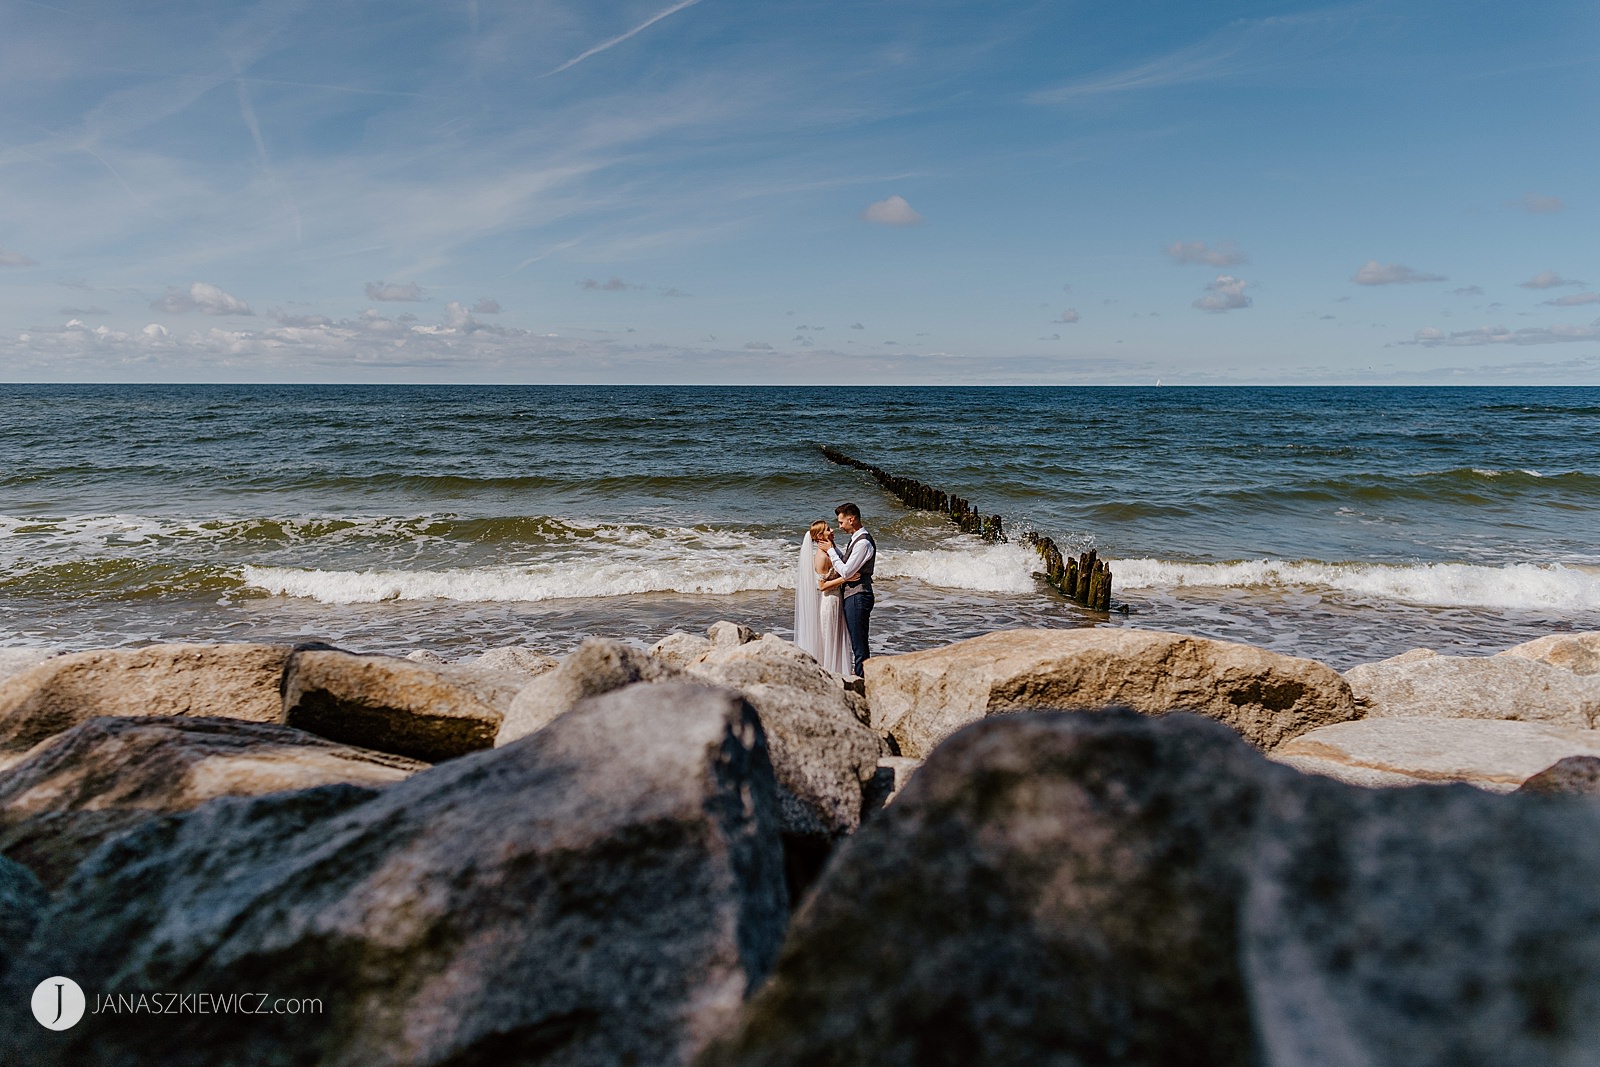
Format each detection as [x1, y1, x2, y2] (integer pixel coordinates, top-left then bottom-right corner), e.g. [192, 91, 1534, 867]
[31, 976, 86, 1030]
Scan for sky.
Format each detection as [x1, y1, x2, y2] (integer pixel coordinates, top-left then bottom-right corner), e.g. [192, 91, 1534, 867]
[0, 0, 1596, 385]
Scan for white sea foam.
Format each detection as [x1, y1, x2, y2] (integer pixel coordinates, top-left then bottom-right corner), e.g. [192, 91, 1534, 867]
[1114, 558, 1600, 612]
[238, 541, 1043, 604]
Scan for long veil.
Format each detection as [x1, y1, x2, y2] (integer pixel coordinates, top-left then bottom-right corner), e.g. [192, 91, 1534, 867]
[793, 533, 823, 659]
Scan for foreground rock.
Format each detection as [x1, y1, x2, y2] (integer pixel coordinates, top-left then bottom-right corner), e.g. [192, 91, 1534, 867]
[863, 627, 1357, 756]
[0, 649, 56, 685]
[0, 644, 291, 765]
[0, 855, 46, 948]
[688, 636, 879, 840]
[1345, 650, 1600, 727]
[1269, 717, 1600, 793]
[497, 638, 680, 745]
[7, 682, 788, 1067]
[1518, 755, 1600, 795]
[0, 716, 425, 889]
[700, 709, 1600, 1066]
[1498, 631, 1600, 676]
[282, 645, 529, 763]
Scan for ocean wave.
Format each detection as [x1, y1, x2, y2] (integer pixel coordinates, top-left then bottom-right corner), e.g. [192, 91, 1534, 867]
[1114, 558, 1600, 612]
[237, 542, 1042, 604]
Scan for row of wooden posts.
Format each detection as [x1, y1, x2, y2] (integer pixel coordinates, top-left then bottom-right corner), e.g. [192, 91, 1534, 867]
[818, 445, 1117, 612]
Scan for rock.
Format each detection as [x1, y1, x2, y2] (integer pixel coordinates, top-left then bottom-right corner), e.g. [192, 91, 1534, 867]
[282, 646, 525, 763]
[860, 756, 921, 818]
[652, 631, 716, 670]
[708, 620, 758, 648]
[0, 716, 425, 889]
[863, 627, 1356, 757]
[403, 648, 447, 664]
[1518, 755, 1600, 795]
[1344, 652, 1600, 727]
[0, 643, 291, 766]
[699, 709, 1271, 1066]
[701, 708, 1600, 1067]
[1499, 632, 1600, 676]
[8, 682, 788, 1067]
[0, 854, 47, 952]
[496, 637, 678, 746]
[0, 648, 57, 685]
[466, 645, 560, 678]
[689, 636, 879, 840]
[1269, 717, 1600, 793]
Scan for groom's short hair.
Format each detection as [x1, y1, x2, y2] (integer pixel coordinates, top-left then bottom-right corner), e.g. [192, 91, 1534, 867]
[836, 502, 861, 520]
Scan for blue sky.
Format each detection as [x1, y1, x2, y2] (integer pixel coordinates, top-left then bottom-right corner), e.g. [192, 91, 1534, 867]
[0, 0, 1595, 384]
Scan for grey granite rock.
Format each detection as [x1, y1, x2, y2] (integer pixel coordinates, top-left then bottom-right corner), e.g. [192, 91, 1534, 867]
[7, 682, 788, 1067]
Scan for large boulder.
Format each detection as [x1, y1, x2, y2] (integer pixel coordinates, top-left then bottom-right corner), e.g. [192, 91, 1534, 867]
[700, 709, 1600, 1067]
[0, 649, 57, 685]
[496, 637, 679, 745]
[282, 645, 528, 763]
[652, 631, 716, 670]
[1499, 632, 1600, 676]
[1345, 650, 1600, 727]
[688, 636, 879, 840]
[465, 645, 561, 678]
[0, 716, 424, 889]
[1269, 717, 1600, 793]
[863, 627, 1356, 756]
[6, 682, 789, 1067]
[0, 643, 291, 766]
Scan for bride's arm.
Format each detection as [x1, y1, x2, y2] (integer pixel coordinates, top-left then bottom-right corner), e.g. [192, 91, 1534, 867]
[819, 574, 847, 592]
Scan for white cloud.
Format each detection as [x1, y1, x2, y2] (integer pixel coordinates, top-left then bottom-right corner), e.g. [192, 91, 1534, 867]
[151, 281, 254, 316]
[1193, 275, 1251, 313]
[1518, 270, 1583, 290]
[0, 245, 37, 267]
[1165, 240, 1247, 267]
[1057, 308, 1080, 324]
[472, 298, 502, 314]
[1521, 193, 1565, 214]
[1546, 292, 1600, 307]
[579, 277, 646, 291]
[365, 281, 426, 302]
[743, 341, 773, 351]
[1405, 319, 1600, 347]
[1453, 286, 1484, 297]
[1352, 261, 1446, 285]
[862, 195, 923, 226]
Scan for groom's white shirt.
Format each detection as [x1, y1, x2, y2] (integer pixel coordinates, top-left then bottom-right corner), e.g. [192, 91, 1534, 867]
[827, 527, 874, 581]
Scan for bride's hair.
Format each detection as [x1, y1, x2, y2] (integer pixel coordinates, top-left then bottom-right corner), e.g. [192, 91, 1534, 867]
[808, 520, 830, 540]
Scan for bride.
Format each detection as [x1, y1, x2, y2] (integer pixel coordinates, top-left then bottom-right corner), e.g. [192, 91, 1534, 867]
[793, 520, 854, 675]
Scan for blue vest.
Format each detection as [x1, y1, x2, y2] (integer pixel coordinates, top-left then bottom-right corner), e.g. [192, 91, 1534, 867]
[841, 530, 875, 599]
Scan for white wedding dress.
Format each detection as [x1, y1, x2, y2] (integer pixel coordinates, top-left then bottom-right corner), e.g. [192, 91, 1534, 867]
[793, 533, 854, 675]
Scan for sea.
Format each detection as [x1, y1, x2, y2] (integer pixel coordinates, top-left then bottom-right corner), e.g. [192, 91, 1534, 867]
[2, 384, 1597, 671]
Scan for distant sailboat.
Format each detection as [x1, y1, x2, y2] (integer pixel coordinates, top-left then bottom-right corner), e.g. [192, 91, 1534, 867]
[1155, 378, 1163, 387]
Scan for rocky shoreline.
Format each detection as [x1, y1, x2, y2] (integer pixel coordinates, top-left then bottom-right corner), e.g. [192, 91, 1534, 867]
[2, 624, 1599, 1064]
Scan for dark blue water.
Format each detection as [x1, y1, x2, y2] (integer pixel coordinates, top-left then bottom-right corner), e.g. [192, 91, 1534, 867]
[2, 384, 1596, 667]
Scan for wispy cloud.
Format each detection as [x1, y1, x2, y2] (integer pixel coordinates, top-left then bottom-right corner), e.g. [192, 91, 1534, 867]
[544, 0, 705, 77]
[1166, 240, 1248, 267]
[1353, 261, 1446, 285]
[1057, 308, 1080, 323]
[1194, 275, 1251, 312]
[0, 245, 38, 266]
[1545, 292, 1600, 307]
[1033, 10, 1358, 102]
[1519, 192, 1565, 214]
[1407, 320, 1600, 347]
[862, 195, 923, 226]
[579, 277, 647, 292]
[1518, 270, 1583, 290]
[471, 298, 502, 314]
[151, 282, 254, 316]
[366, 281, 426, 302]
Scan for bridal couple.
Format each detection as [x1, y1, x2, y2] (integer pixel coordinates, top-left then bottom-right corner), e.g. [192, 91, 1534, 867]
[793, 502, 876, 677]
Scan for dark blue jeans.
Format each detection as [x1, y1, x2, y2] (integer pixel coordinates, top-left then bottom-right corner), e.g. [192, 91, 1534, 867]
[842, 589, 874, 676]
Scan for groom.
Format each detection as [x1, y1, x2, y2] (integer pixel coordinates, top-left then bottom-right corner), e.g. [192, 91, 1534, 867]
[824, 502, 875, 676]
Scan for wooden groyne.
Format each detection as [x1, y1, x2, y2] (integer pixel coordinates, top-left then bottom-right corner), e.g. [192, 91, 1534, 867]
[819, 446, 1118, 612]
[819, 446, 1004, 542]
